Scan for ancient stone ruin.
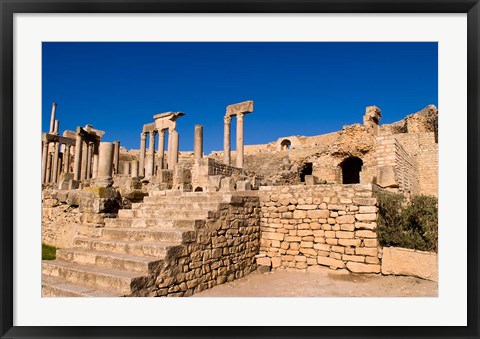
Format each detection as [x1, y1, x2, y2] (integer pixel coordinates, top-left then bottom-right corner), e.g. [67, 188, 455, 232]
[42, 100, 438, 297]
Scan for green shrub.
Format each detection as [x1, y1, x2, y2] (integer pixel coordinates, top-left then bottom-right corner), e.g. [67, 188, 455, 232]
[42, 243, 57, 260]
[376, 191, 438, 253]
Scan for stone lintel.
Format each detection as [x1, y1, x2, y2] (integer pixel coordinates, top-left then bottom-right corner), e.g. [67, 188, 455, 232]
[153, 111, 185, 121]
[42, 133, 76, 146]
[75, 126, 103, 143]
[226, 100, 254, 117]
[142, 122, 157, 133]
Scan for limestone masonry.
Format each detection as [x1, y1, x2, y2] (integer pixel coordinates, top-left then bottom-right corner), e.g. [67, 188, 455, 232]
[41, 101, 438, 297]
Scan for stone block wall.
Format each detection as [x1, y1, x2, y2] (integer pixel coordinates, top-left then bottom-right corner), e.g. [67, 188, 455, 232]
[132, 195, 261, 296]
[256, 184, 381, 273]
[375, 136, 419, 195]
[391, 132, 438, 196]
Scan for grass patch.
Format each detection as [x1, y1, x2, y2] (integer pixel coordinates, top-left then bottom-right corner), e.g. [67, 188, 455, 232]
[42, 243, 57, 260]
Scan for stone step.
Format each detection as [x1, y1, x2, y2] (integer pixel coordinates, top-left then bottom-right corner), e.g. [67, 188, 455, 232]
[73, 237, 180, 258]
[56, 248, 162, 273]
[100, 227, 196, 243]
[42, 274, 121, 297]
[131, 202, 220, 210]
[42, 260, 147, 295]
[117, 209, 209, 219]
[104, 218, 205, 229]
[143, 195, 227, 204]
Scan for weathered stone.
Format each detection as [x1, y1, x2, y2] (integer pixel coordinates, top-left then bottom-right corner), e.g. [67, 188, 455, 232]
[381, 247, 438, 281]
[337, 215, 355, 224]
[317, 256, 345, 269]
[355, 213, 377, 222]
[346, 262, 380, 273]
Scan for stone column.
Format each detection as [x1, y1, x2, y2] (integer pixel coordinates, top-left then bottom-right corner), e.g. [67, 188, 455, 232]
[80, 141, 88, 180]
[86, 142, 93, 179]
[51, 142, 60, 183]
[96, 142, 114, 187]
[131, 160, 139, 177]
[42, 141, 49, 184]
[113, 141, 120, 174]
[63, 144, 70, 173]
[92, 143, 99, 179]
[146, 131, 156, 177]
[236, 112, 245, 168]
[53, 120, 59, 135]
[139, 132, 146, 177]
[223, 115, 231, 165]
[158, 129, 165, 170]
[73, 134, 83, 181]
[123, 161, 130, 175]
[194, 125, 203, 159]
[46, 154, 52, 183]
[169, 129, 179, 169]
[49, 102, 57, 133]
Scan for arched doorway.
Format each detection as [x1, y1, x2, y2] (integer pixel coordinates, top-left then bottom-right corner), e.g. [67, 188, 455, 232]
[340, 157, 363, 184]
[280, 139, 291, 151]
[299, 162, 313, 182]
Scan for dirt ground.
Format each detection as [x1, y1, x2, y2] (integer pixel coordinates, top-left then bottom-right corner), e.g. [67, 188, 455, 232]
[194, 267, 437, 297]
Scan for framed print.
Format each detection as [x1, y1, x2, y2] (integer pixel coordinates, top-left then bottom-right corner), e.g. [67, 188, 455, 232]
[1, 1, 479, 338]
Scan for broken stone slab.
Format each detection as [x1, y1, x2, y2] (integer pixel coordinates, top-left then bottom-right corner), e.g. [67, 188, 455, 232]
[219, 177, 235, 192]
[376, 165, 398, 188]
[381, 246, 438, 281]
[208, 175, 223, 190]
[236, 180, 251, 191]
[226, 100, 254, 116]
[304, 175, 316, 186]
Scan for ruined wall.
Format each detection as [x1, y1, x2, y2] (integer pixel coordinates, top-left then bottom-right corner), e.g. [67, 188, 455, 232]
[132, 195, 261, 296]
[391, 132, 438, 196]
[375, 136, 419, 195]
[256, 184, 381, 273]
[42, 188, 121, 248]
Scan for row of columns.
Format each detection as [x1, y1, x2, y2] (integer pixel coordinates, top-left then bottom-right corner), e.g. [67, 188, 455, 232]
[138, 128, 179, 177]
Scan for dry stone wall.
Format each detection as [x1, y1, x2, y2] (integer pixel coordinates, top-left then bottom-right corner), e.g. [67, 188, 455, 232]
[131, 195, 260, 296]
[256, 184, 381, 273]
[375, 136, 419, 195]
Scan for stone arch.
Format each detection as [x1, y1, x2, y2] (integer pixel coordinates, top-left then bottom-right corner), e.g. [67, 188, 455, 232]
[280, 139, 292, 151]
[340, 157, 363, 184]
[194, 186, 203, 192]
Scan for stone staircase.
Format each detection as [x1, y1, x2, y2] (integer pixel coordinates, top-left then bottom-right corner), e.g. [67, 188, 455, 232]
[42, 191, 229, 297]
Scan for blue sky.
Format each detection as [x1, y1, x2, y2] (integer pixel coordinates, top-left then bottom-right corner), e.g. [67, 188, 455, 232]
[42, 42, 437, 153]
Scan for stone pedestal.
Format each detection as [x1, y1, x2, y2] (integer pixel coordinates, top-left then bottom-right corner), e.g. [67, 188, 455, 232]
[96, 142, 114, 187]
[194, 125, 203, 159]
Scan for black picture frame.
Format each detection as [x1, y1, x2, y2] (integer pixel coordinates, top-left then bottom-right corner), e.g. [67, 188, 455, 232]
[1, 1, 479, 338]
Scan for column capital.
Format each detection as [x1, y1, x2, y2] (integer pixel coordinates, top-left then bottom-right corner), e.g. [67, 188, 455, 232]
[141, 132, 147, 139]
[237, 112, 245, 121]
[224, 115, 232, 124]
